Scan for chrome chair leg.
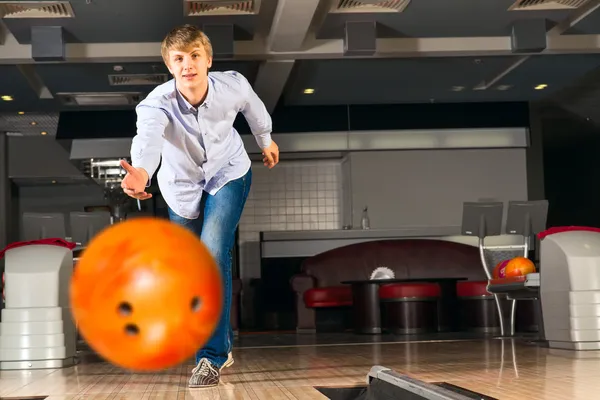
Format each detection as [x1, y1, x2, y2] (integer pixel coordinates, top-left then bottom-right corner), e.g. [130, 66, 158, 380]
[493, 293, 505, 336]
[510, 299, 517, 336]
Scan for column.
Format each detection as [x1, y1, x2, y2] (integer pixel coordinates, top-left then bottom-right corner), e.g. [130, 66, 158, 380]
[0, 132, 9, 249]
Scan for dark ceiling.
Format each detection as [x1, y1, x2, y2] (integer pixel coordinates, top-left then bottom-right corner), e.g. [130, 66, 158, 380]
[2, 0, 600, 129]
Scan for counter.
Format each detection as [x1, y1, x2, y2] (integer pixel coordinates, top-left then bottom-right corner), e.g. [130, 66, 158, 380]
[260, 227, 526, 258]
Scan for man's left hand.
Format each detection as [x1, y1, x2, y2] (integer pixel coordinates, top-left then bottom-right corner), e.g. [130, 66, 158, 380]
[262, 141, 279, 169]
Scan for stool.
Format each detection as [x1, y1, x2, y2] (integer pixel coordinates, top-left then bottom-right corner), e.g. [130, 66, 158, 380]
[457, 281, 503, 333]
[379, 283, 441, 334]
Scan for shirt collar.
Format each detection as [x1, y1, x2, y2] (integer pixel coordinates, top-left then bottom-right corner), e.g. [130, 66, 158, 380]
[174, 76, 214, 113]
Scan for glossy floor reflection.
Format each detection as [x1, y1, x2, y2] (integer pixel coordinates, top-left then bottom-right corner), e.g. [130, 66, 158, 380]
[1, 336, 599, 399]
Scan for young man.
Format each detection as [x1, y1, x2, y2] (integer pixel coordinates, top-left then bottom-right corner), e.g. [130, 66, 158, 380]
[119, 24, 279, 387]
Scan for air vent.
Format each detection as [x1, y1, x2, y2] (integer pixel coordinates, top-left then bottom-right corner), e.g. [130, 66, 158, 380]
[56, 92, 145, 106]
[330, 0, 411, 13]
[508, 0, 590, 10]
[108, 74, 169, 86]
[184, 0, 259, 16]
[0, 1, 75, 18]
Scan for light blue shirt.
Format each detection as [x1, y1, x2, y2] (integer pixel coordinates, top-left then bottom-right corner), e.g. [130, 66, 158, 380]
[130, 70, 272, 219]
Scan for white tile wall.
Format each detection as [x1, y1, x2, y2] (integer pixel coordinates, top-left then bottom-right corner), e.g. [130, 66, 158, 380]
[238, 160, 344, 278]
[236, 159, 344, 327]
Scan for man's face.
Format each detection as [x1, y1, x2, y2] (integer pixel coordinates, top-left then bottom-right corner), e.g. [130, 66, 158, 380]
[166, 45, 213, 90]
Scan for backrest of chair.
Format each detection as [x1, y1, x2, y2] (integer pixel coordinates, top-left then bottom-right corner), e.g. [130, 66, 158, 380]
[21, 212, 66, 241]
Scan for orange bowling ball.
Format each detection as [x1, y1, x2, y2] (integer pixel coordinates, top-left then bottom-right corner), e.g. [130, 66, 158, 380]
[70, 217, 223, 372]
[492, 260, 509, 279]
[504, 256, 536, 278]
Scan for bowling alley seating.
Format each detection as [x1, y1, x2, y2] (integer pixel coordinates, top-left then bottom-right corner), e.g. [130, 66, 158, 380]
[292, 239, 490, 333]
[379, 282, 441, 334]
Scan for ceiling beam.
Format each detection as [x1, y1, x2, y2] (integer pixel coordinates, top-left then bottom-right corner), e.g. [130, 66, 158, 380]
[253, 60, 295, 113]
[2, 33, 600, 64]
[266, 0, 323, 52]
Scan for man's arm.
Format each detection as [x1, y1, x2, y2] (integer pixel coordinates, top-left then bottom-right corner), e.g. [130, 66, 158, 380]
[131, 104, 169, 185]
[237, 73, 273, 149]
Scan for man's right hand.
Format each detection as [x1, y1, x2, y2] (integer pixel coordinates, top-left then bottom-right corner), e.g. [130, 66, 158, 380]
[120, 159, 152, 200]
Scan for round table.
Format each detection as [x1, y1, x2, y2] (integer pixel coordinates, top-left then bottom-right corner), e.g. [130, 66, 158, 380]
[341, 277, 467, 334]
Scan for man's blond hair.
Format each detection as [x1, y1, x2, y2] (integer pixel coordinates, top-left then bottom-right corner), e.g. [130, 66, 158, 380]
[161, 24, 213, 64]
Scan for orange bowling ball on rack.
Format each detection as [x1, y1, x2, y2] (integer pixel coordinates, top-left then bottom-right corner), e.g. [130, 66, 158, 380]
[503, 256, 536, 278]
[69, 217, 223, 371]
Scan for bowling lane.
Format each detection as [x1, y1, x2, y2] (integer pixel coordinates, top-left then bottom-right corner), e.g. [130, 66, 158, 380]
[1, 337, 600, 399]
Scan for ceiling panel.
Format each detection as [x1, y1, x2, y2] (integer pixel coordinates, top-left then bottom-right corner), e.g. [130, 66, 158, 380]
[317, 0, 570, 39]
[283, 54, 600, 106]
[2, 0, 256, 43]
[283, 56, 517, 106]
[34, 60, 261, 94]
[34, 62, 170, 94]
[495, 54, 600, 95]
[0, 65, 56, 112]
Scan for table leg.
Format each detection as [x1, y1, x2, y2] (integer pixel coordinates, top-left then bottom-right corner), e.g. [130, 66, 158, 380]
[352, 283, 381, 334]
[437, 281, 459, 332]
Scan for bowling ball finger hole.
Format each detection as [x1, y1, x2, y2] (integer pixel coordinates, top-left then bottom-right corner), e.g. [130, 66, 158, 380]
[124, 323, 139, 336]
[118, 302, 133, 316]
[191, 296, 201, 312]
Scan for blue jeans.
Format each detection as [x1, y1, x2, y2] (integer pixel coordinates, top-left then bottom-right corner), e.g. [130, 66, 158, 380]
[167, 168, 252, 368]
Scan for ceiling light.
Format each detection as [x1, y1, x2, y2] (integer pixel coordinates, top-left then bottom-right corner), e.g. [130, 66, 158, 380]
[51, 180, 56, 184]
[30, 121, 37, 126]
[303, 88, 315, 94]
[18, 111, 24, 115]
[496, 85, 512, 91]
[1, 95, 13, 101]
[451, 86, 465, 92]
[534, 84, 548, 90]
[41, 131, 47, 135]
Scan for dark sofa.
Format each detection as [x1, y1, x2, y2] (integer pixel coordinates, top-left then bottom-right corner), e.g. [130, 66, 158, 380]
[290, 239, 487, 332]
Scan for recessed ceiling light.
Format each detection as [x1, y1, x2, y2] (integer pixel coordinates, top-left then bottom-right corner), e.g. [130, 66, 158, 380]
[30, 121, 37, 126]
[451, 86, 465, 92]
[18, 111, 25, 115]
[496, 85, 512, 91]
[534, 84, 548, 90]
[303, 88, 315, 94]
[51, 180, 56, 184]
[41, 131, 47, 135]
[1, 95, 13, 101]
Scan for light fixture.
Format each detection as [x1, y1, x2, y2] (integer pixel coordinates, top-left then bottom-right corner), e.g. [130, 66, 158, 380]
[51, 180, 56, 184]
[1, 95, 13, 101]
[451, 86, 465, 92]
[41, 131, 47, 135]
[534, 84, 548, 90]
[303, 88, 315, 94]
[30, 121, 37, 126]
[18, 111, 24, 115]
